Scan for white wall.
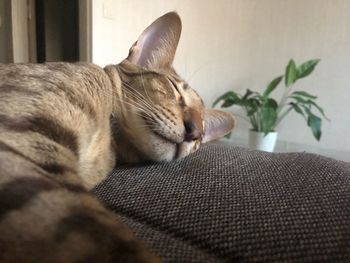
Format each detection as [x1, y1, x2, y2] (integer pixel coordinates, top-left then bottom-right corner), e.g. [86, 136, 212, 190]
[92, 0, 350, 157]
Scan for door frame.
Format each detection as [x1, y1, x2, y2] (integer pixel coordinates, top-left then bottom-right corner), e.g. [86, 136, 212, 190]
[10, 0, 92, 63]
[10, 0, 30, 62]
[78, 0, 92, 62]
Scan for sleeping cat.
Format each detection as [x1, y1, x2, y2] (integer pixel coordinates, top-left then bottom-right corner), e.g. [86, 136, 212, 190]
[0, 12, 235, 262]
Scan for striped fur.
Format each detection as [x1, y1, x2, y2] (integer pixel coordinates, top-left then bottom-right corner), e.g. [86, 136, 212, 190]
[0, 12, 235, 262]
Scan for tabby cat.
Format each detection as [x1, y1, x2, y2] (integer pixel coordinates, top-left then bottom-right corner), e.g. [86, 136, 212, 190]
[0, 12, 235, 262]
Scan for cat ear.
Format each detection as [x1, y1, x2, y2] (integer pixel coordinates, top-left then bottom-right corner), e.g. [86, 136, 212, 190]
[202, 109, 236, 143]
[127, 12, 182, 69]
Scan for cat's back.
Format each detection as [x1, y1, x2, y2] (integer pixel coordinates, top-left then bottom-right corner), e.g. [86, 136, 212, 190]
[0, 62, 114, 139]
[0, 62, 116, 188]
[0, 62, 112, 103]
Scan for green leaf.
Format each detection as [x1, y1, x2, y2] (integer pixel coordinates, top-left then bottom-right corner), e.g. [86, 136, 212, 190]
[263, 75, 283, 98]
[285, 59, 297, 87]
[212, 91, 241, 108]
[308, 114, 322, 141]
[303, 107, 322, 141]
[308, 100, 328, 119]
[261, 107, 277, 134]
[246, 98, 260, 116]
[242, 89, 254, 100]
[260, 98, 278, 134]
[291, 91, 317, 100]
[296, 59, 320, 79]
[290, 103, 306, 120]
[264, 98, 278, 109]
[290, 97, 328, 119]
[221, 99, 236, 107]
[291, 96, 310, 104]
[224, 132, 232, 139]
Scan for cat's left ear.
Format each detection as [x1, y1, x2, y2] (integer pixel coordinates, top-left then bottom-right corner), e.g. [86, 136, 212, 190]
[202, 109, 236, 143]
[127, 12, 182, 69]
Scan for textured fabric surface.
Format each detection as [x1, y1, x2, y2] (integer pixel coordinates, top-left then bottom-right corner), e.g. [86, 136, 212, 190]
[94, 144, 350, 262]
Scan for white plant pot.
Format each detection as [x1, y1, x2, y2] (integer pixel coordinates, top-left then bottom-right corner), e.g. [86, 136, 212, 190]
[249, 130, 278, 152]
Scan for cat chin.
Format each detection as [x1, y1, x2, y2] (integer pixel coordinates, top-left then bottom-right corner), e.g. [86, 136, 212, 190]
[138, 131, 178, 162]
[144, 140, 200, 162]
[124, 115, 200, 162]
[134, 130, 199, 162]
[175, 140, 200, 160]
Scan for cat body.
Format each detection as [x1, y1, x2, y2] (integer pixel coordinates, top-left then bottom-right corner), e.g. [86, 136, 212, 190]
[1, 62, 116, 188]
[0, 12, 234, 262]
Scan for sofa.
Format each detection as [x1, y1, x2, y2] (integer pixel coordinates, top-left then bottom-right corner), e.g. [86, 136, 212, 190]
[94, 143, 350, 262]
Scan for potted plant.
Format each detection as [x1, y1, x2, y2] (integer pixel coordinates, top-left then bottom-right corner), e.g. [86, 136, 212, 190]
[212, 59, 328, 152]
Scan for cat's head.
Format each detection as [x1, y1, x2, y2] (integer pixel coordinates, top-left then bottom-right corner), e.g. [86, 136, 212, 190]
[112, 12, 235, 163]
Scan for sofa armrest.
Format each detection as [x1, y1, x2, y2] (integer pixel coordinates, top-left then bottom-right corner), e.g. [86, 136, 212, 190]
[94, 144, 350, 262]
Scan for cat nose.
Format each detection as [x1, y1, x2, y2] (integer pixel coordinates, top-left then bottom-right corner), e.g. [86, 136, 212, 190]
[184, 120, 201, 142]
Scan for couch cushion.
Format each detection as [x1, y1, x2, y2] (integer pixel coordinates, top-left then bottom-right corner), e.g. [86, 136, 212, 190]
[94, 144, 350, 262]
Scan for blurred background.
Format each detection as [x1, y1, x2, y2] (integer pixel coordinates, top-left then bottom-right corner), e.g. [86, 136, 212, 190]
[1, 0, 349, 160]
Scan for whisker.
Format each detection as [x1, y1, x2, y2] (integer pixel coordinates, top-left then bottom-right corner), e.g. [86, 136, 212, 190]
[140, 71, 153, 104]
[186, 62, 213, 83]
[121, 82, 156, 112]
[113, 98, 155, 118]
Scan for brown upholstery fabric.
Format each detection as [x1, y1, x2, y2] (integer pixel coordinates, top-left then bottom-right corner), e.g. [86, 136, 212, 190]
[94, 144, 350, 262]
